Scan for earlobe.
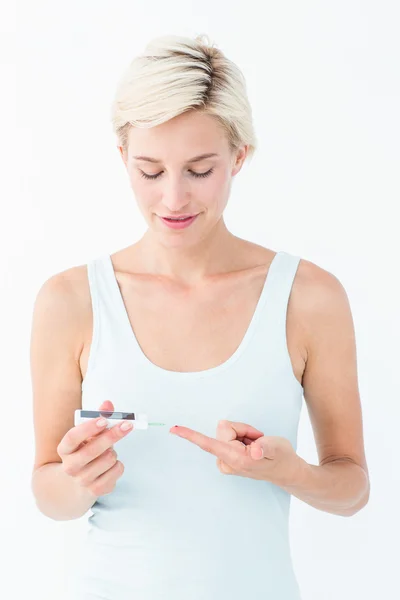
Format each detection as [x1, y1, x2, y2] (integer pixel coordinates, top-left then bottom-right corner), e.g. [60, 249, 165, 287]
[232, 158, 245, 176]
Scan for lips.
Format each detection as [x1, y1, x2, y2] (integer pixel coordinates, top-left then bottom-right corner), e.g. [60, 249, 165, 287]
[161, 214, 198, 220]
[163, 216, 193, 221]
[159, 214, 199, 229]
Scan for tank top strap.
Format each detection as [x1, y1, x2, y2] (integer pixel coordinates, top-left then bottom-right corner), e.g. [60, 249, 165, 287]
[259, 250, 302, 359]
[86, 254, 130, 335]
[86, 250, 302, 366]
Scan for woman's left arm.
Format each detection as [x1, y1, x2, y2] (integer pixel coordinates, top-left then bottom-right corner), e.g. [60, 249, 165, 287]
[282, 261, 370, 517]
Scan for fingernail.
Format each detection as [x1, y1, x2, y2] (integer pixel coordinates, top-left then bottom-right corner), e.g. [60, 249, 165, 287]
[120, 421, 133, 431]
[96, 418, 108, 427]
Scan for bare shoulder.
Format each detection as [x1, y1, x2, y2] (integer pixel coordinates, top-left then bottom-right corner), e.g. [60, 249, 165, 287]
[248, 244, 354, 388]
[294, 256, 348, 305]
[245, 242, 350, 340]
[291, 256, 353, 352]
[33, 263, 92, 360]
[37, 262, 90, 300]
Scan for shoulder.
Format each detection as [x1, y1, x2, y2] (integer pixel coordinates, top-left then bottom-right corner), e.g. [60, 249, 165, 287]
[35, 263, 91, 310]
[292, 256, 353, 355]
[33, 263, 93, 351]
[294, 256, 350, 313]
[250, 242, 347, 305]
[242, 242, 349, 312]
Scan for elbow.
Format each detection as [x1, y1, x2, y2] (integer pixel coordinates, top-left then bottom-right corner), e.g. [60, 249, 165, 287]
[341, 481, 371, 517]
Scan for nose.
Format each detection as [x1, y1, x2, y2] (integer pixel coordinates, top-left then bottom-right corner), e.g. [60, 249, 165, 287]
[161, 174, 190, 212]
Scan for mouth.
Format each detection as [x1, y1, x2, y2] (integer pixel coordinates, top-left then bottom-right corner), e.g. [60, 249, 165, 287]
[158, 214, 200, 229]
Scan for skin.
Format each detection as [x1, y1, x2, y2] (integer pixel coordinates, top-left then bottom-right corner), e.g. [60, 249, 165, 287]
[117, 109, 248, 283]
[30, 107, 369, 524]
[112, 109, 370, 517]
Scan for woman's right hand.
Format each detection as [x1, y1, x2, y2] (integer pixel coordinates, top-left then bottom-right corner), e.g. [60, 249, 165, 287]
[57, 400, 134, 497]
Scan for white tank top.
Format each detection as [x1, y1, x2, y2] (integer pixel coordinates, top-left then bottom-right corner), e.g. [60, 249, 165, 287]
[66, 249, 304, 599]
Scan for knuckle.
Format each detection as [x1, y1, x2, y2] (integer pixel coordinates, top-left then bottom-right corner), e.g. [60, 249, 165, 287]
[107, 450, 117, 465]
[217, 458, 232, 475]
[76, 473, 89, 487]
[109, 426, 124, 442]
[79, 446, 94, 463]
[88, 483, 101, 496]
[63, 429, 76, 447]
[62, 461, 76, 476]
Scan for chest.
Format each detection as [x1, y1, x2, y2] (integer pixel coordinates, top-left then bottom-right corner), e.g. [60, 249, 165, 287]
[79, 270, 305, 385]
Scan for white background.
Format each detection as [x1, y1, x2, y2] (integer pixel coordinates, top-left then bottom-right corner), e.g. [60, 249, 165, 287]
[4, 1, 399, 598]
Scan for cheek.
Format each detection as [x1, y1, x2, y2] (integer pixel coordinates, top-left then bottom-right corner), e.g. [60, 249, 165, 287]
[130, 177, 157, 203]
[210, 175, 231, 210]
[201, 172, 229, 204]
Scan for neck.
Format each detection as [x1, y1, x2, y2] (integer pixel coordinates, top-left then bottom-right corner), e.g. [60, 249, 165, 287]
[135, 217, 239, 284]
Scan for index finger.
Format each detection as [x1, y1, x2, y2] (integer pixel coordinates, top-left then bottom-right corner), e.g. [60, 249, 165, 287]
[57, 417, 109, 456]
[172, 426, 237, 463]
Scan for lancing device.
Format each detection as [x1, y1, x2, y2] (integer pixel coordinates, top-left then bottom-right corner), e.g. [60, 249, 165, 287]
[74, 410, 166, 430]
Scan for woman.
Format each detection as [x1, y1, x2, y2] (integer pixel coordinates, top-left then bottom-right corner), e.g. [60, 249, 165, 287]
[31, 34, 370, 599]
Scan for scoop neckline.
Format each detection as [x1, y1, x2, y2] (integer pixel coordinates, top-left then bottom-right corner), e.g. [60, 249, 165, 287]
[104, 251, 282, 380]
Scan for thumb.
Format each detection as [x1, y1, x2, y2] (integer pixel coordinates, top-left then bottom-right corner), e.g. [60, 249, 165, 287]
[250, 437, 275, 460]
[99, 399, 114, 413]
[82, 400, 115, 446]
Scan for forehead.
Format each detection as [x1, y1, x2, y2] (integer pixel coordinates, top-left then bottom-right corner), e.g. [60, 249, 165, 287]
[127, 110, 229, 159]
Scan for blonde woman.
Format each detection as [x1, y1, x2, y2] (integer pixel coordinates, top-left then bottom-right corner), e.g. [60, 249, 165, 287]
[31, 34, 370, 599]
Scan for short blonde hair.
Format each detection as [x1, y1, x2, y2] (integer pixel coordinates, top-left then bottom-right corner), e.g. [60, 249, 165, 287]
[110, 34, 257, 161]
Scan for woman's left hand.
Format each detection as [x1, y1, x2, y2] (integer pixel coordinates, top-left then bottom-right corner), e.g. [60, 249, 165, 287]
[170, 420, 301, 486]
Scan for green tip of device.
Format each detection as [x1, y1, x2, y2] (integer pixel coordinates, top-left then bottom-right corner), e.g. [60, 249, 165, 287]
[148, 422, 166, 426]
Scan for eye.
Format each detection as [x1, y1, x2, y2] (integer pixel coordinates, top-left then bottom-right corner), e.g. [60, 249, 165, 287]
[139, 168, 214, 181]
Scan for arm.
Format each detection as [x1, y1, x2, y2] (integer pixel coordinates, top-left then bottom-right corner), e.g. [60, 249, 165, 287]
[282, 261, 370, 517]
[30, 268, 98, 520]
[31, 462, 98, 521]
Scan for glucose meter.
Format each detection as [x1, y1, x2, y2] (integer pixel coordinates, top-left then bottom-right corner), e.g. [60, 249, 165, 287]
[74, 410, 165, 430]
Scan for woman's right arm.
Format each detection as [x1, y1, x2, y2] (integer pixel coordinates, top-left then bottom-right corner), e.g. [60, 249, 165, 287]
[30, 269, 98, 521]
[31, 461, 98, 521]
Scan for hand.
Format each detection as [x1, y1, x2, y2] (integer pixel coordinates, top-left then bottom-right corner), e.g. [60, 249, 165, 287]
[170, 420, 300, 486]
[57, 400, 134, 497]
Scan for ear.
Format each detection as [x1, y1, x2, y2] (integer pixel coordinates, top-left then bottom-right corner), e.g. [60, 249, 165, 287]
[117, 145, 128, 167]
[231, 144, 249, 176]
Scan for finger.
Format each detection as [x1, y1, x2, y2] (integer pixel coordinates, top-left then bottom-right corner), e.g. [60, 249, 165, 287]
[59, 398, 117, 457]
[216, 457, 235, 475]
[216, 420, 264, 443]
[82, 400, 117, 447]
[75, 423, 134, 466]
[242, 436, 259, 445]
[76, 448, 118, 486]
[63, 422, 134, 474]
[173, 426, 244, 465]
[58, 416, 111, 457]
[99, 399, 114, 414]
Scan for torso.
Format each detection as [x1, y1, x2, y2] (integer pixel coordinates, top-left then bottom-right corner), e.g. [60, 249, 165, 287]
[77, 240, 307, 386]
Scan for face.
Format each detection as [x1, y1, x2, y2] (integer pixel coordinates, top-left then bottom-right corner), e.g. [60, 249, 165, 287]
[118, 110, 248, 246]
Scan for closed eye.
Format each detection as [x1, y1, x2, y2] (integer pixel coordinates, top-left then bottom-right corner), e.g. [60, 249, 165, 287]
[139, 168, 214, 181]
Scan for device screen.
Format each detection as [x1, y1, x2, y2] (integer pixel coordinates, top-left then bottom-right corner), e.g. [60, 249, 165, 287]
[80, 410, 136, 420]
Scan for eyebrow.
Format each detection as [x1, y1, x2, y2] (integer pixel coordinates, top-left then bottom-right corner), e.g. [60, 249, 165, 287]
[132, 153, 219, 164]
